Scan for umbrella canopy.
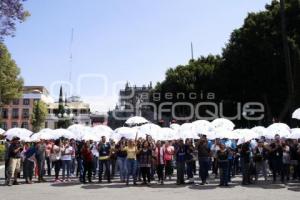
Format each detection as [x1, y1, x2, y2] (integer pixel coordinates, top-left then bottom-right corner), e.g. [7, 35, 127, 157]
[267, 123, 291, 139]
[114, 127, 138, 140]
[137, 123, 161, 139]
[213, 128, 238, 140]
[169, 123, 180, 131]
[292, 108, 300, 120]
[192, 120, 215, 136]
[68, 124, 88, 139]
[0, 128, 5, 135]
[53, 129, 76, 139]
[4, 128, 32, 141]
[288, 128, 300, 139]
[156, 128, 178, 141]
[31, 128, 55, 141]
[92, 125, 113, 140]
[251, 126, 268, 138]
[211, 118, 235, 131]
[125, 116, 149, 126]
[233, 129, 258, 141]
[178, 123, 198, 139]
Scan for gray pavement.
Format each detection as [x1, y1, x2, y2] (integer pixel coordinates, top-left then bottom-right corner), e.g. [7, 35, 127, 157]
[0, 167, 300, 200]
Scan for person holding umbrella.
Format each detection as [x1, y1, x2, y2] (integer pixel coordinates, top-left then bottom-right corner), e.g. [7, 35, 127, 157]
[6, 137, 22, 186]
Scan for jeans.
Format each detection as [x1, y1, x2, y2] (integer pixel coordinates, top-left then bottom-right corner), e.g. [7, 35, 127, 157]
[165, 160, 173, 178]
[62, 160, 71, 180]
[199, 157, 209, 183]
[186, 162, 194, 179]
[71, 157, 76, 175]
[46, 156, 51, 176]
[271, 158, 283, 182]
[76, 157, 83, 181]
[52, 160, 61, 180]
[126, 159, 137, 183]
[93, 156, 99, 176]
[99, 159, 111, 182]
[255, 160, 268, 181]
[36, 157, 45, 180]
[219, 161, 229, 185]
[117, 157, 127, 181]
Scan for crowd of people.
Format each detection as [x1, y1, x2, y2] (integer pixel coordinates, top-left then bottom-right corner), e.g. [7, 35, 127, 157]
[3, 133, 300, 187]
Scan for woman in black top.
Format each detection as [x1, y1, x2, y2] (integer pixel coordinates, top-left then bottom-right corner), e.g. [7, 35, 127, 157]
[217, 143, 229, 186]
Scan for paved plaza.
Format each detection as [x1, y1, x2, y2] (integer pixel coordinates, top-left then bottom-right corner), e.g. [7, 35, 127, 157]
[0, 167, 300, 200]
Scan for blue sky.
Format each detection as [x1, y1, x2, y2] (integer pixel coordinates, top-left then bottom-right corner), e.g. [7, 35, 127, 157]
[4, 0, 271, 112]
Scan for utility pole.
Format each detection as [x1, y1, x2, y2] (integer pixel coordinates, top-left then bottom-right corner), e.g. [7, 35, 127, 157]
[191, 42, 194, 61]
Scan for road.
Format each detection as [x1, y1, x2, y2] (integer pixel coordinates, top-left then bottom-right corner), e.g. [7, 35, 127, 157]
[0, 167, 299, 200]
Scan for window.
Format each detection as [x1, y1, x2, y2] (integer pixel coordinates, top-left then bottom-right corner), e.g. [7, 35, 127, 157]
[12, 122, 18, 128]
[21, 122, 29, 129]
[12, 108, 19, 119]
[34, 99, 40, 104]
[0, 122, 7, 130]
[45, 122, 48, 128]
[1, 108, 8, 119]
[23, 99, 30, 105]
[22, 109, 30, 119]
[12, 99, 19, 105]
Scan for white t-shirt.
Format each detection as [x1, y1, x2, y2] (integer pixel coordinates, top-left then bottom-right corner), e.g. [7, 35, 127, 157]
[61, 146, 73, 161]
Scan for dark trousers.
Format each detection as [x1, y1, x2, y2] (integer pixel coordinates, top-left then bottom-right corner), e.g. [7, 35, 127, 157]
[92, 156, 98, 176]
[140, 167, 151, 183]
[241, 161, 251, 184]
[23, 159, 34, 181]
[52, 160, 61, 180]
[176, 161, 185, 184]
[83, 161, 93, 183]
[271, 158, 284, 182]
[186, 162, 194, 179]
[36, 157, 45, 180]
[46, 157, 51, 176]
[199, 158, 209, 183]
[156, 164, 165, 181]
[76, 157, 83, 181]
[111, 159, 116, 178]
[99, 159, 110, 182]
[282, 163, 290, 182]
[165, 160, 173, 177]
[5, 159, 9, 179]
[219, 161, 229, 185]
[212, 159, 218, 176]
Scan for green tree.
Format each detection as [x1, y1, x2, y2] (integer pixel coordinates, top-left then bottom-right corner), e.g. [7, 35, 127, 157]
[0, 43, 23, 107]
[31, 101, 48, 132]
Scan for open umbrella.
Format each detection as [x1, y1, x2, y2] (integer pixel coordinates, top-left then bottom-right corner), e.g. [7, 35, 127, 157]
[4, 128, 32, 141]
[53, 129, 76, 139]
[192, 120, 215, 136]
[213, 128, 238, 140]
[267, 123, 291, 139]
[211, 118, 235, 131]
[31, 128, 55, 141]
[68, 124, 88, 139]
[156, 128, 178, 141]
[178, 123, 198, 139]
[138, 123, 161, 139]
[125, 116, 149, 127]
[288, 128, 300, 139]
[0, 128, 5, 135]
[251, 126, 268, 138]
[93, 125, 113, 140]
[114, 127, 138, 140]
[292, 108, 300, 120]
[170, 123, 180, 131]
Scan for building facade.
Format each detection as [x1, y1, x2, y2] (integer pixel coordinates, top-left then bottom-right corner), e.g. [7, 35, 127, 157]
[46, 95, 91, 129]
[0, 86, 54, 131]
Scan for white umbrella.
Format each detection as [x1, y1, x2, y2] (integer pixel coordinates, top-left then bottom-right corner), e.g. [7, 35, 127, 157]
[292, 108, 300, 120]
[138, 123, 161, 139]
[4, 128, 32, 141]
[170, 123, 180, 131]
[267, 123, 291, 139]
[31, 128, 55, 141]
[125, 116, 149, 126]
[288, 128, 300, 139]
[233, 129, 257, 141]
[213, 128, 238, 140]
[68, 124, 88, 139]
[211, 118, 235, 131]
[178, 123, 198, 139]
[114, 127, 138, 140]
[93, 125, 113, 140]
[81, 130, 100, 141]
[0, 128, 5, 135]
[157, 128, 178, 141]
[53, 129, 76, 139]
[251, 126, 268, 138]
[192, 120, 215, 136]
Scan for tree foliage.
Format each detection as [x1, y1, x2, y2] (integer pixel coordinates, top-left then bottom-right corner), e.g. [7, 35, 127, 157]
[0, 43, 23, 106]
[31, 100, 48, 132]
[0, 0, 30, 40]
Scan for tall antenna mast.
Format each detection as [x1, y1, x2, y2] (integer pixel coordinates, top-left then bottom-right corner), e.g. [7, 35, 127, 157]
[69, 28, 74, 85]
[191, 42, 194, 60]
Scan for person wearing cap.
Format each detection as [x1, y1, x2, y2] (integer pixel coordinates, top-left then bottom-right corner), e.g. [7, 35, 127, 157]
[6, 137, 22, 186]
